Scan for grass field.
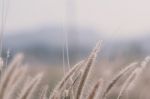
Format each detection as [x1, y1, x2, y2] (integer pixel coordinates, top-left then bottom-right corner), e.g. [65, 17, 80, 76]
[0, 42, 149, 99]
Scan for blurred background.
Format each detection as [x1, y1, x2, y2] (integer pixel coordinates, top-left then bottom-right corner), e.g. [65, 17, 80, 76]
[1, 0, 150, 94]
[1, 0, 150, 65]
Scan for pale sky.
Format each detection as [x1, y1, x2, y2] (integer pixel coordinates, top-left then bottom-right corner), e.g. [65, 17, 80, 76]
[1, 0, 150, 39]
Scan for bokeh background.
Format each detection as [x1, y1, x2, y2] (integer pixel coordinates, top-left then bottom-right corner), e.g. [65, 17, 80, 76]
[0, 0, 150, 97]
[1, 0, 150, 65]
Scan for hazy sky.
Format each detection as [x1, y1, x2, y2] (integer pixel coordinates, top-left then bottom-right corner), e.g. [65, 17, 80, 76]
[1, 0, 150, 38]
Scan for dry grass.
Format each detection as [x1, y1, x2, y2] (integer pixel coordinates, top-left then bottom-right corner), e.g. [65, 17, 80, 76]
[0, 42, 149, 99]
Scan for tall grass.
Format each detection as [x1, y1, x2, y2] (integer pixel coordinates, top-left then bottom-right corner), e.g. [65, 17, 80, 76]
[0, 42, 149, 99]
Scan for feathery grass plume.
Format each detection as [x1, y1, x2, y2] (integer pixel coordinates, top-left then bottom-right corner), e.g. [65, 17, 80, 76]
[26, 73, 43, 99]
[95, 80, 104, 99]
[127, 56, 150, 91]
[87, 79, 103, 99]
[117, 67, 140, 99]
[50, 60, 84, 99]
[4, 65, 28, 93]
[140, 56, 150, 69]
[71, 70, 82, 88]
[76, 41, 102, 99]
[40, 85, 49, 99]
[4, 66, 28, 99]
[64, 71, 82, 99]
[116, 56, 150, 99]
[0, 54, 24, 99]
[117, 56, 150, 99]
[17, 73, 43, 99]
[14, 77, 32, 99]
[64, 70, 82, 90]
[102, 62, 138, 98]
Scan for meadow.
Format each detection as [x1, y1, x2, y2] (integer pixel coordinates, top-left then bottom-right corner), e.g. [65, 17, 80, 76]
[0, 41, 149, 99]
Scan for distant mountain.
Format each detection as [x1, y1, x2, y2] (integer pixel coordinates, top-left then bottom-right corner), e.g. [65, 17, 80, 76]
[2, 26, 150, 65]
[3, 26, 102, 64]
